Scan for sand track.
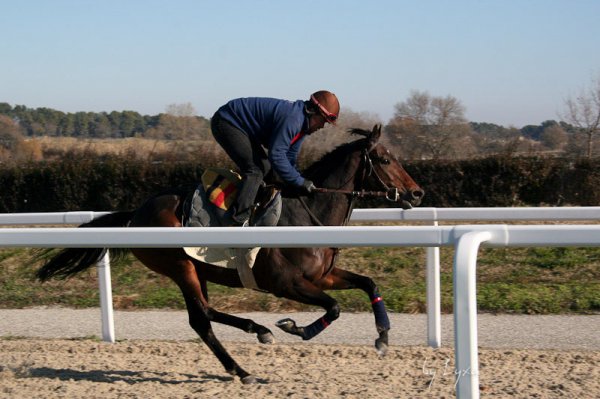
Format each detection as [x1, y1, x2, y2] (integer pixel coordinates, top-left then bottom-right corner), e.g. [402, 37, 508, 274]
[1, 339, 599, 398]
[1, 310, 599, 398]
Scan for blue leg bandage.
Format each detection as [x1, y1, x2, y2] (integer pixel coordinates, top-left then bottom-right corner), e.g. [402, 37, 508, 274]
[302, 317, 330, 340]
[371, 294, 390, 330]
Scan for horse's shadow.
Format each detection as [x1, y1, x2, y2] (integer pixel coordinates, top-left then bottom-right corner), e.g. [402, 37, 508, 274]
[25, 367, 267, 385]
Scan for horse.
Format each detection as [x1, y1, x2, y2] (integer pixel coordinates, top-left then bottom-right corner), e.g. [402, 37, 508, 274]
[35, 124, 424, 384]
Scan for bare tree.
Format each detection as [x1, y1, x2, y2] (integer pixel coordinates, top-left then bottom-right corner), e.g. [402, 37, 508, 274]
[0, 115, 25, 151]
[540, 124, 568, 152]
[387, 91, 475, 160]
[0, 115, 43, 162]
[300, 108, 382, 165]
[144, 103, 211, 140]
[562, 75, 600, 158]
[165, 102, 197, 117]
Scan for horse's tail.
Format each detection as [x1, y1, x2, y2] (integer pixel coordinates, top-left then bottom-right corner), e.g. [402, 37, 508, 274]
[35, 211, 135, 282]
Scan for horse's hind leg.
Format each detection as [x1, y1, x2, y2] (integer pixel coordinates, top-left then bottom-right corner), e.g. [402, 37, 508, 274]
[173, 266, 256, 384]
[318, 267, 391, 356]
[275, 276, 340, 341]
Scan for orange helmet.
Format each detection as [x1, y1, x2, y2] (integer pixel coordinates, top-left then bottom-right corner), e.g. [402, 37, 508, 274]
[310, 90, 340, 124]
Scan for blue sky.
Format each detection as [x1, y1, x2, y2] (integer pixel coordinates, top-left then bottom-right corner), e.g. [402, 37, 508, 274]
[1, 0, 599, 127]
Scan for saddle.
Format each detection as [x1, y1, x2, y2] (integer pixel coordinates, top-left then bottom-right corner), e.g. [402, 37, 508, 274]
[182, 168, 282, 290]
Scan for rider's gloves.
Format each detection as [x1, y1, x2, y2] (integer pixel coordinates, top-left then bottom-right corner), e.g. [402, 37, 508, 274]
[301, 179, 316, 194]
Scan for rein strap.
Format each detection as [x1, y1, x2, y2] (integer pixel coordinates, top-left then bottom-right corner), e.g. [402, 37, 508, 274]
[313, 187, 399, 202]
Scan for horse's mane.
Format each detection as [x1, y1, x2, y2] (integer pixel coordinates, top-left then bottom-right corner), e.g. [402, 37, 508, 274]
[303, 129, 371, 179]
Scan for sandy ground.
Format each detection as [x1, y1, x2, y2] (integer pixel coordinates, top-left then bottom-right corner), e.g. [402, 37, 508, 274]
[1, 310, 599, 398]
[1, 339, 598, 398]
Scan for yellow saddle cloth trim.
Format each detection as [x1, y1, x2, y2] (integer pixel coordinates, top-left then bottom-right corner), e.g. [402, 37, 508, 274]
[201, 168, 242, 211]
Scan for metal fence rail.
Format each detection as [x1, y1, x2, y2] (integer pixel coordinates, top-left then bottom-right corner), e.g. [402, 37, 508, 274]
[2, 207, 600, 349]
[3, 208, 600, 399]
[2, 223, 600, 399]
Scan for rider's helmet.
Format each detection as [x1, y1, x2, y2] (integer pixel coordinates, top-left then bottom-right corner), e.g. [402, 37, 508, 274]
[309, 90, 340, 125]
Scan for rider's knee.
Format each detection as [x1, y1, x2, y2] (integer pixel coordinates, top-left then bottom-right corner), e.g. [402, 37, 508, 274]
[243, 167, 265, 179]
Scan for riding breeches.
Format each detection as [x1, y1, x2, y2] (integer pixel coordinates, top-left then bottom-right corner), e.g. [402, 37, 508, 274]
[211, 112, 271, 223]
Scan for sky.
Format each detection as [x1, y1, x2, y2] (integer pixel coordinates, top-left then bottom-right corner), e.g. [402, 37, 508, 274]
[1, 0, 599, 128]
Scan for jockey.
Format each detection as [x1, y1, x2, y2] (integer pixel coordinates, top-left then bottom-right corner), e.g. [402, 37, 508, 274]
[211, 90, 340, 226]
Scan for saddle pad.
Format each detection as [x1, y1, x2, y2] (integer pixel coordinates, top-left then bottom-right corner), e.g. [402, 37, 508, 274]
[201, 168, 242, 211]
[182, 169, 281, 290]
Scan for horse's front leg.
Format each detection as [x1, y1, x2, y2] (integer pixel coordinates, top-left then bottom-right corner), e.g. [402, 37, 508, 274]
[205, 306, 275, 344]
[274, 276, 340, 341]
[320, 267, 391, 356]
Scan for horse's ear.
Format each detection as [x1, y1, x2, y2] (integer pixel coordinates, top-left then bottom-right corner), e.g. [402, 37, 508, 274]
[368, 124, 382, 148]
[348, 127, 369, 137]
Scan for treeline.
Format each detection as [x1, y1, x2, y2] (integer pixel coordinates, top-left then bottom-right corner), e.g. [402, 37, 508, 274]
[1, 154, 598, 213]
[0, 102, 211, 139]
[0, 101, 570, 141]
[1, 101, 597, 162]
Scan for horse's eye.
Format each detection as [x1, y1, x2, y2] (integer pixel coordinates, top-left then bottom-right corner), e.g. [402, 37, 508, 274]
[380, 158, 390, 165]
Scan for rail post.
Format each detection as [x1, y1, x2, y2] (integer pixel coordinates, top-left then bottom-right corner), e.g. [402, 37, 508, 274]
[426, 221, 441, 348]
[453, 230, 493, 399]
[96, 250, 115, 343]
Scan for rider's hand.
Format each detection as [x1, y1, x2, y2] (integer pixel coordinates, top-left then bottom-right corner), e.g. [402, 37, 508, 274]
[301, 179, 316, 194]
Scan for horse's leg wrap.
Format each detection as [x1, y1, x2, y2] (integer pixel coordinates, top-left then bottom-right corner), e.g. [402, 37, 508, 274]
[371, 293, 390, 332]
[277, 305, 338, 340]
[371, 292, 390, 356]
[302, 304, 339, 340]
[301, 316, 331, 340]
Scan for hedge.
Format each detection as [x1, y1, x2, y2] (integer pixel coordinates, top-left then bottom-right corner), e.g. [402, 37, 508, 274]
[1, 155, 599, 212]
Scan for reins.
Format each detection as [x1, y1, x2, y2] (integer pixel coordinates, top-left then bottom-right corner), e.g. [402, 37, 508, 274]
[312, 187, 399, 201]
[297, 148, 401, 226]
[310, 149, 400, 201]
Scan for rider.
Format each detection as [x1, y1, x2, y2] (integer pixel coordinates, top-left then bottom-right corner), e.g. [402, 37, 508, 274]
[211, 90, 340, 226]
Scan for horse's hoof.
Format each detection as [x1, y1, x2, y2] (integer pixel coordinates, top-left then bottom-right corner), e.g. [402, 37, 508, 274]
[375, 339, 388, 357]
[275, 318, 296, 333]
[258, 331, 275, 344]
[241, 374, 257, 384]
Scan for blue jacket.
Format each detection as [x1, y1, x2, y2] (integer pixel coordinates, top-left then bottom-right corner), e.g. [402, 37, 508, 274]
[216, 97, 309, 187]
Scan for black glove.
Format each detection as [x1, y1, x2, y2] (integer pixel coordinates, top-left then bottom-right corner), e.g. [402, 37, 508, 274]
[301, 179, 316, 194]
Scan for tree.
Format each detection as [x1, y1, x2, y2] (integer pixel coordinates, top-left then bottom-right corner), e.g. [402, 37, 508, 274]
[0, 102, 12, 115]
[539, 123, 567, 151]
[165, 102, 196, 117]
[0, 115, 24, 151]
[0, 114, 38, 162]
[144, 113, 211, 141]
[562, 74, 600, 158]
[119, 111, 146, 138]
[90, 113, 113, 138]
[387, 91, 475, 159]
[300, 108, 382, 164]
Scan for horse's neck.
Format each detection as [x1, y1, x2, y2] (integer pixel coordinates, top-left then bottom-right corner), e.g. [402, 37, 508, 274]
[279, 152, 361, 226]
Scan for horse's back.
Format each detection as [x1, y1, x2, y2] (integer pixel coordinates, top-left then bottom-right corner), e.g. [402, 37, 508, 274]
[131, 186, 192, 227]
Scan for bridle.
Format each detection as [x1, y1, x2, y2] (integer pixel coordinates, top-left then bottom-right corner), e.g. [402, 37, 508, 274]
[298, 146, 403, 226]
[312, 147, 400, 202]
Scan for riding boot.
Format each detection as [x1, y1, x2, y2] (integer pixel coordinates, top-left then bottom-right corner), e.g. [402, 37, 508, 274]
[231, 174, 262, 226]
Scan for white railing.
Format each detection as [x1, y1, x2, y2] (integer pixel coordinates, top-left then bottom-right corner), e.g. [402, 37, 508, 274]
[0, 211, 116, 342]
[3, 207, 600, 349]
[1, 223, 600, 399]
[2, 208, 600, 399]
[350, 206, 600, 348]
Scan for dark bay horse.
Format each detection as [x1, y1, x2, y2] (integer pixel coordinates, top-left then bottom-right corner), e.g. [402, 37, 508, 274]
[36, 124, 424, 384]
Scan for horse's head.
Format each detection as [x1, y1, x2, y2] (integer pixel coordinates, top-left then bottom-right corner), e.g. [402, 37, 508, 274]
[351, 124, 424, 209]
